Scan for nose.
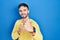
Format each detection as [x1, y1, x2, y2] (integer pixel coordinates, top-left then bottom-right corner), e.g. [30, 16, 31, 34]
[21, 12, 25, 14]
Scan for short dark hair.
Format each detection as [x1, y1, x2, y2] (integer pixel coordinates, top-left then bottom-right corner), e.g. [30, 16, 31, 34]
[18, 3, 29, 10]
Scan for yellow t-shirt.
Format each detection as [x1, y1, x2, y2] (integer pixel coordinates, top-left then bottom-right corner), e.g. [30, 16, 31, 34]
[11, 19, 43, 40]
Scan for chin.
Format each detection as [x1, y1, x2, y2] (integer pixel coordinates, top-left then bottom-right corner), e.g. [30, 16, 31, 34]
[22, 16, 27, 18]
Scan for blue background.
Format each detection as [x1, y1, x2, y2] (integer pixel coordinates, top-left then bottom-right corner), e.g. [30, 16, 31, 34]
[0, 0, 60, 40]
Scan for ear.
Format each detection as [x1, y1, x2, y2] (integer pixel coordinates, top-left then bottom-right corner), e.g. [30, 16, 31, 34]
[28, 10, 29, 13]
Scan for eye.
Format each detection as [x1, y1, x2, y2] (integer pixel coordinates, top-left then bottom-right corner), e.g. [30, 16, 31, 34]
[24, 9, 26, 11]
[19, 10, 22, 12]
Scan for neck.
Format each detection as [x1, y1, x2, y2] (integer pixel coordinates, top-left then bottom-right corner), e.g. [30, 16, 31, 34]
[23, 16, 29, 20]
[22, 16, 29, 25]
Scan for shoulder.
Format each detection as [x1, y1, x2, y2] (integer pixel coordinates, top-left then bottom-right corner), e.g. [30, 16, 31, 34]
[30, 19, 39, 26]
[30, 19, 37, 24]
[15, 19, 22, 24]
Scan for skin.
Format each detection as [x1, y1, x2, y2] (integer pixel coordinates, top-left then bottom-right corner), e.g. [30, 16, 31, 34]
[18, 6, 35, 36]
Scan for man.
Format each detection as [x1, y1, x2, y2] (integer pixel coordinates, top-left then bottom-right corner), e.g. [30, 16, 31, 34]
[11, 3, 43, 40]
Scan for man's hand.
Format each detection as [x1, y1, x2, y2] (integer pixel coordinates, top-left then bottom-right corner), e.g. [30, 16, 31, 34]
[24, 19, 33, 32]
[17, 24, 24, 35]
[22, 18, 36, 36]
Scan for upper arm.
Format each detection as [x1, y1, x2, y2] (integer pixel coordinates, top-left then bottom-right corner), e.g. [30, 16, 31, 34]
[31, 19, 43, 40]
[11, 20, 20, 40]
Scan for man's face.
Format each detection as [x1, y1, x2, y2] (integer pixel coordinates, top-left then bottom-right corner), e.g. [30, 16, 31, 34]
[19, 6, 29, 18]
